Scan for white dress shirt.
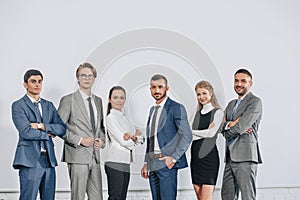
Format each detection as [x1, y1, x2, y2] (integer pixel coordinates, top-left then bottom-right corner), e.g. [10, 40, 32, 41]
[79, 89, 98, 123]
[105, 108, 144, 164]
[27, 95, 46, 151]
[149, 97, 168, 154]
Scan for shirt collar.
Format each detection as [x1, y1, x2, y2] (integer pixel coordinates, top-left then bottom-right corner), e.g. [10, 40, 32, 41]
[201, 102, 214, 114]
[79, 89, 92, 100]
[238, 91, 250, 101]
[110, 108, 124, 115]
[27, 94, 40, 103]
[154, 96, 168, 108]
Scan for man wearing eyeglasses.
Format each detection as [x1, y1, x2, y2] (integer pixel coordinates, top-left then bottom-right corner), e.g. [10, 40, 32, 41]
[58, 62, 106, 200]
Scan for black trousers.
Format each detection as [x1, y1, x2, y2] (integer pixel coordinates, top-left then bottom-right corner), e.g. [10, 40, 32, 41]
[105, 162, 130, 200]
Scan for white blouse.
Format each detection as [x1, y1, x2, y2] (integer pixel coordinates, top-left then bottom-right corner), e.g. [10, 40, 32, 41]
[105, 108, 144, 164]
[189, 103, 223, 141]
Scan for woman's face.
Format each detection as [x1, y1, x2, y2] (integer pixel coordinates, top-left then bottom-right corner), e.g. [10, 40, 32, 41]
[196, 87, 212, 105]
[110, 89, 126, 111]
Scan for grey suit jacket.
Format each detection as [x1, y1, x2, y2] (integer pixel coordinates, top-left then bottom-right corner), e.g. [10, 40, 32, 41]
[58, 89, 105, 164]
[220, 92, 263, 163]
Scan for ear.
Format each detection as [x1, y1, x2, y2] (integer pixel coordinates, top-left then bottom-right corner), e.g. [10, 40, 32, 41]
[23, 82, 27, 89]
[166, 86, 169, 91]
[249, 80, 253, 87]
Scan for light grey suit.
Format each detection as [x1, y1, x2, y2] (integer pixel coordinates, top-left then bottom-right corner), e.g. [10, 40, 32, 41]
[220, 92, 262, 200]
[58, 89, 105, 200]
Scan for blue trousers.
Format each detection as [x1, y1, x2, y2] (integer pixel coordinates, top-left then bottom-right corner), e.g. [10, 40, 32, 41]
[149, 166, 178, 200]
[19, 154, 55, 200]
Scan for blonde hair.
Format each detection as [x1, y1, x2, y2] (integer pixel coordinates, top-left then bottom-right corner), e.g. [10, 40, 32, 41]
[195, 80, 220, 110]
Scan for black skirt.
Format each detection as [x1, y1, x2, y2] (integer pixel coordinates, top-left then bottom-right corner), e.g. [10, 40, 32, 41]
[190, 139, 220, 185]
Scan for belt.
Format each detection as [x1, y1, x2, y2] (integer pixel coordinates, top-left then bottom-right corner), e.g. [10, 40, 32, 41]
[151, 153, 163, 159]
[41, 151, 47, 155]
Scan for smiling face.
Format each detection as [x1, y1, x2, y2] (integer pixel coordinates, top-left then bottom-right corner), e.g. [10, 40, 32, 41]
[23, 75, 43, 99]
[234, 73, 252, 97]
[150, 78, 169, 104]
[109, 89, 126, 111]
[196, 87, 212, 106]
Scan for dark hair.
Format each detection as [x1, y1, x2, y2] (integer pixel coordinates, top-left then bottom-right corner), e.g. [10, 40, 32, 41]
[23, 69, 43, 83]
[107, 86, 126, 115]
[150, 74, 168, 86]
[76, 62, 97, 78]
[235, 68, 252, 80]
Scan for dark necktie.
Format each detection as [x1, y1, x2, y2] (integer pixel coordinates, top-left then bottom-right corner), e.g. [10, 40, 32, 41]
[33, 101, 42, 122]
[87, 97, 96, 134]
[34, 101, 46, 151]
[149, 106, 160, 153]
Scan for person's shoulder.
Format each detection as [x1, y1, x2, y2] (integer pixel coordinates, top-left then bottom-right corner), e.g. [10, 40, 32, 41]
[248, 92, 262, 103]
[12, 97, 24, 107]
[168, 97, 181, 106]
[93, 94, 103, 101]
[12, 95, 27, 105]
[40, 98, 53, 104]
[168, 98, 187, 113]
[64, 92, 76, 98]
[60, 91, 77, 101]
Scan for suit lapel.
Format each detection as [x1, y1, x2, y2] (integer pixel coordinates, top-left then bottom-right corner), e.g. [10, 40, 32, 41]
[157, 98, 170, 132]
[40, 99, 48, 122]
[22, 95, 42, 121]
[93, 94, 101, 130]
[235, 92, 253, 117]
[74, 90, 90, 124]
[227, 100, 236, 120]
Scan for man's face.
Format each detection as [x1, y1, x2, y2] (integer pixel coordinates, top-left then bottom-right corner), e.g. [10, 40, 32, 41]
[24, 75, 43, 96]
[234, 73, 252, 97]
[77, 68, 95, 90]
[150, 79, 169, 103]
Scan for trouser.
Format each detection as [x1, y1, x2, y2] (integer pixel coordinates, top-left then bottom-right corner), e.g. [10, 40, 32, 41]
[19, 153, 55, 200]
[105, 162, 130, 200]
[149, 166, 178, 200]
[221, 160, 258, 200]
[67, 158, 103, 200]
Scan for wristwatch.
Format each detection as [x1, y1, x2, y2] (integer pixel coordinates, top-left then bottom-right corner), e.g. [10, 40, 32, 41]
[172, 159, 177, 164]
[37, 123, 42, 129]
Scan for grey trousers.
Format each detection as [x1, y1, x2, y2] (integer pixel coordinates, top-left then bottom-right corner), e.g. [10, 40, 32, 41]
[67, 159, 103, 200]
[221, 161, 258, 200]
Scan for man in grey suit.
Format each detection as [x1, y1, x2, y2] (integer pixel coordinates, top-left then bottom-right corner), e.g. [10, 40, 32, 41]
[58, 62, 105, 200]
[220, 69, 263, 200]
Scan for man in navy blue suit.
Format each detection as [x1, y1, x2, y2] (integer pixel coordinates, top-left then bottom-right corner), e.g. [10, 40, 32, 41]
[12, 69, 66, 200]
[141, 74, 192, 200]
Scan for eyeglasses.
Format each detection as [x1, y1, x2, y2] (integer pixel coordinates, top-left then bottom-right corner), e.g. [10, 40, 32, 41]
[79, 74, 95, 80]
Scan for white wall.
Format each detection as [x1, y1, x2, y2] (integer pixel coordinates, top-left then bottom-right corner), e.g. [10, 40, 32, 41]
[0, 0, 299, 191]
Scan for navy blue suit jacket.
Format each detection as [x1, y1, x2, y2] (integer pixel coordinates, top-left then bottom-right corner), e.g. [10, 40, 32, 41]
[145, 97, 192, 171]
[12, 95, 66, 169]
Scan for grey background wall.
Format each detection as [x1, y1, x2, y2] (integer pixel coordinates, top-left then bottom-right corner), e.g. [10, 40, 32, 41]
[0, 0, 299, 191]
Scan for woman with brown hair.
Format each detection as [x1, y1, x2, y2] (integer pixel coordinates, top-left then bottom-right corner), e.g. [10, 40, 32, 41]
[104, 86, 144, 200]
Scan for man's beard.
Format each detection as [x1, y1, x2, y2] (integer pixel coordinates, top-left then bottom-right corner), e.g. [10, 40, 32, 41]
[154, 91, 167, 101]
[235, 87, 247, 96]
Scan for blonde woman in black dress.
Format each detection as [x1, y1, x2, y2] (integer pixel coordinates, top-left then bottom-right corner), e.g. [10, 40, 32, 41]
[190, 81, 223, 200]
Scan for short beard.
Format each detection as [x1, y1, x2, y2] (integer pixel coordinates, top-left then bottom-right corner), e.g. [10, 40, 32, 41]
[235, 88, 247, 96]
[154, 91, 167, 101]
